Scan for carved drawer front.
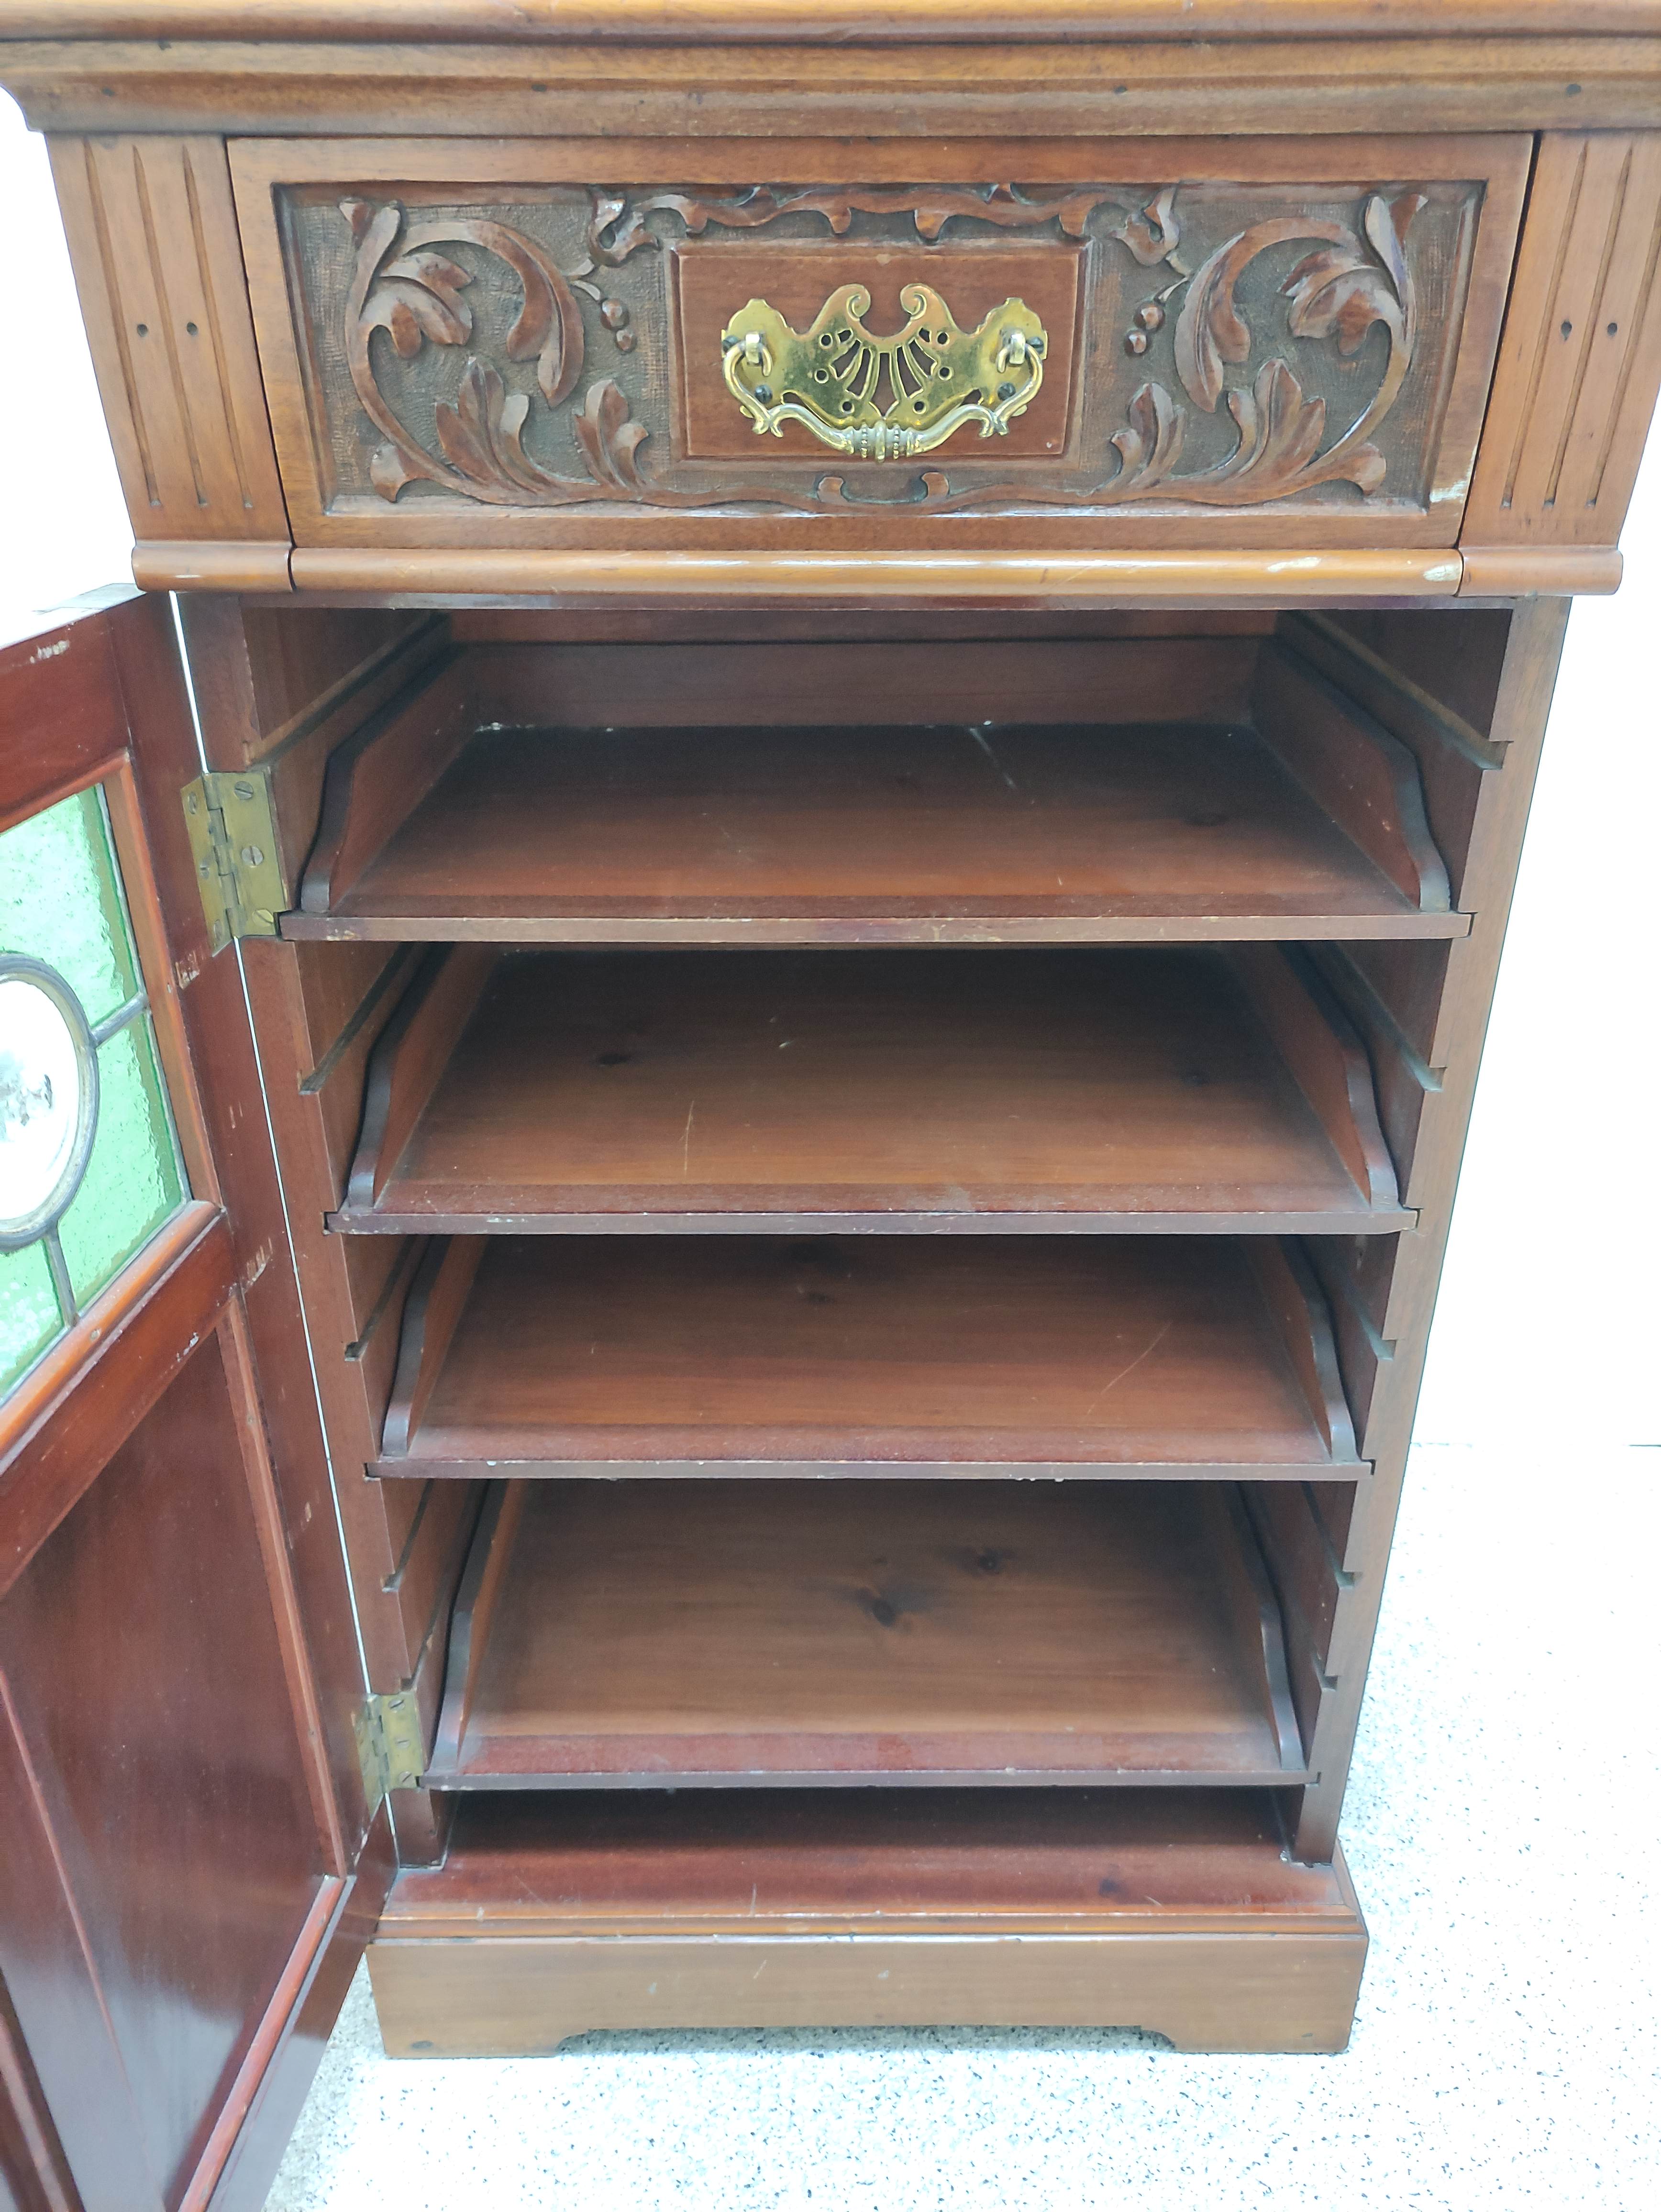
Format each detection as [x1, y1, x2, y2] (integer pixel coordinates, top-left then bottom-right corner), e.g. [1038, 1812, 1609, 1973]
[224, 139, 1529, 556]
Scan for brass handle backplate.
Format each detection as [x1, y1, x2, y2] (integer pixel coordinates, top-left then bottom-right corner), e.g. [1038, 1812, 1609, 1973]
[720, 283, 1046, 461]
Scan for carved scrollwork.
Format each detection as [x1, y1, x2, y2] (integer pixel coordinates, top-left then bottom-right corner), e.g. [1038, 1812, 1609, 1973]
[585, 182, 1130, 265]
[344, 196, 817, 510]
[854, 188, 1424, 509]
[342, 183, 1428, 512]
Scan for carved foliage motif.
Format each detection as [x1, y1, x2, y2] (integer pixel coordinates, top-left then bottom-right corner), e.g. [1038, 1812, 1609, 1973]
[341, 182, 1430, 513]
[342, 197, 810, 509]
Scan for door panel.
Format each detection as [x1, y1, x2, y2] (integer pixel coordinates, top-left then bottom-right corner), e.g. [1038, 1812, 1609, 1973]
[0, 1322, 328, 2212]
[0, 593, 376, 2212]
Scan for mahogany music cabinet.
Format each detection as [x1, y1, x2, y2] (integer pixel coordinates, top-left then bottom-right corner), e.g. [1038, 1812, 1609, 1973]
[3, 6, 1660, 2203]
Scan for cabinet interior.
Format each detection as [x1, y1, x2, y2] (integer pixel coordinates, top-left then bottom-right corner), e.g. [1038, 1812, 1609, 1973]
[233, 596, 1517, 1936]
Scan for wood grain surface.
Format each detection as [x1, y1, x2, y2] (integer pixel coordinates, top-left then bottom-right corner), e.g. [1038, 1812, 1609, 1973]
[425, 1477, 1307, 1785]
[376, 1234, 1364, 1477]
[288, 719, 1466, 944]
[378, 1785, 1354, 1935]
[334, 946, 1408, 1233]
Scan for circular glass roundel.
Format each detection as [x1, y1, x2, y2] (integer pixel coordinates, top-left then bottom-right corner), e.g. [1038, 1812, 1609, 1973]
[0, 956, 100, 1251]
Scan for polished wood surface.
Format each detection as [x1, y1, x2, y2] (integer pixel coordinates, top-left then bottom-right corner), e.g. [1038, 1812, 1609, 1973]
[382, 1786, 1352, 1933]
[369, 1915, 1370, 2054]
[0, 595, 368, 2211]
[8, 0, 1655, 2084]
[370, 1787, 1365, 2054]
[45, 136, 288, 556]
[4, 0, 1660, 2115]
[281, 545, 1610, 600]
[9, 2, 1661, 604]
[289, 719, 1466, 945]
[230, 136, 1522, 559]
[426, 1478, 1308, 1785]
[334, 946, 1406, 1233]
[0, 1328, 329, 2212]
[1465, 134, 1661, 552]
[9, 38, 1656, 149]
[376, 1235, 1363, 1478]
[6, 2, 1651, 39]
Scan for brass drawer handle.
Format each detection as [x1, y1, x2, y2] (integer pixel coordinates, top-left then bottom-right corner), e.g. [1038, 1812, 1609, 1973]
[720, 283, 1045, 462]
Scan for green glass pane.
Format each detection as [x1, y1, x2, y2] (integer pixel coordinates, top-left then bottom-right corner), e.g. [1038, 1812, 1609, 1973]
[0, 785, 140, 1026]
[0, 1239, 62, 1394]
[57, 1015, 185, 1308]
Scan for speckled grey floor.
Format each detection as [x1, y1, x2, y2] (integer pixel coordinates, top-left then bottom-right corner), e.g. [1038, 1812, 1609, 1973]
[266, 1442, 1660, 2212]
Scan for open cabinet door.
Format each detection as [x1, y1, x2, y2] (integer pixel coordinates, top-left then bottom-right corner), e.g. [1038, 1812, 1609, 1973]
[0, 590, 385, 2212]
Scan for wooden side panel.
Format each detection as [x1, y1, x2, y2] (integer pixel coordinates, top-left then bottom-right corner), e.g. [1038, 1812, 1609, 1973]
[177, 599, 443, 770]
[169, 595, 484, 1857]
[1250, 642, 1451, 910]
[1319, 951, 1439, 1205]
[1294, 608, 1512, 751]
[241, 940, 478, 1660]
[379, 1238, 485, 1457]
[428, 1481, 524, 1777]
[1240, 1238, 1360, 1468]
[46, 135, 290, 555]
[1305, 1236, 1401, 1466]
[1338, 938, 1456, 1072]
[298, 654, 473, 914]
[1290, 597, 1572, 1861]
[1208, 1486, 1303, 1771]
[1225, 947, 1397, 1209]
[1465, 132, 1661, 550]
[1275, 611, 1501, 910]
[1244, 1481, 1351, 1674]
[344, 946, 496, 1210]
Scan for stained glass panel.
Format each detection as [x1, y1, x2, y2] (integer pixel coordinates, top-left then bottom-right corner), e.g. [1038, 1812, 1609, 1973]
[0, 781, 189, 1399]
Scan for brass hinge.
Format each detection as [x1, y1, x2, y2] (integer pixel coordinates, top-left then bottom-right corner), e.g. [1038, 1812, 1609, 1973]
[353, 1688, 426, 1813]
[180, 769, 286, 951]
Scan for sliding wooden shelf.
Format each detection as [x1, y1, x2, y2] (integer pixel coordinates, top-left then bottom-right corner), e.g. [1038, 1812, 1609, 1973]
[426, 1478, 1309, 1789]
[375, 1236, 1363, 1480]
[334, 944, 1407, 1234]
[287, 718, 1462, 946]
[370, 1787, 1368, 2054]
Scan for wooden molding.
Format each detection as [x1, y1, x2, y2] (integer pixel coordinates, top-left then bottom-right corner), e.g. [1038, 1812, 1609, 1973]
[5, 3, 1660, 38]
[46, 135, 289, 552]
[8, 30, 1661, 139]
[1464, 133, 1661, 552]
[284, 547, 1468, 602]
[1458, 544, 1624, 595]
[0, 1205, 228, 1597]
[131, 540, 293, 591]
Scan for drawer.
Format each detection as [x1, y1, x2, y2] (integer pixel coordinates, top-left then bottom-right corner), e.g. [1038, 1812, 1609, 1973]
[226, 136, 1527, 564]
